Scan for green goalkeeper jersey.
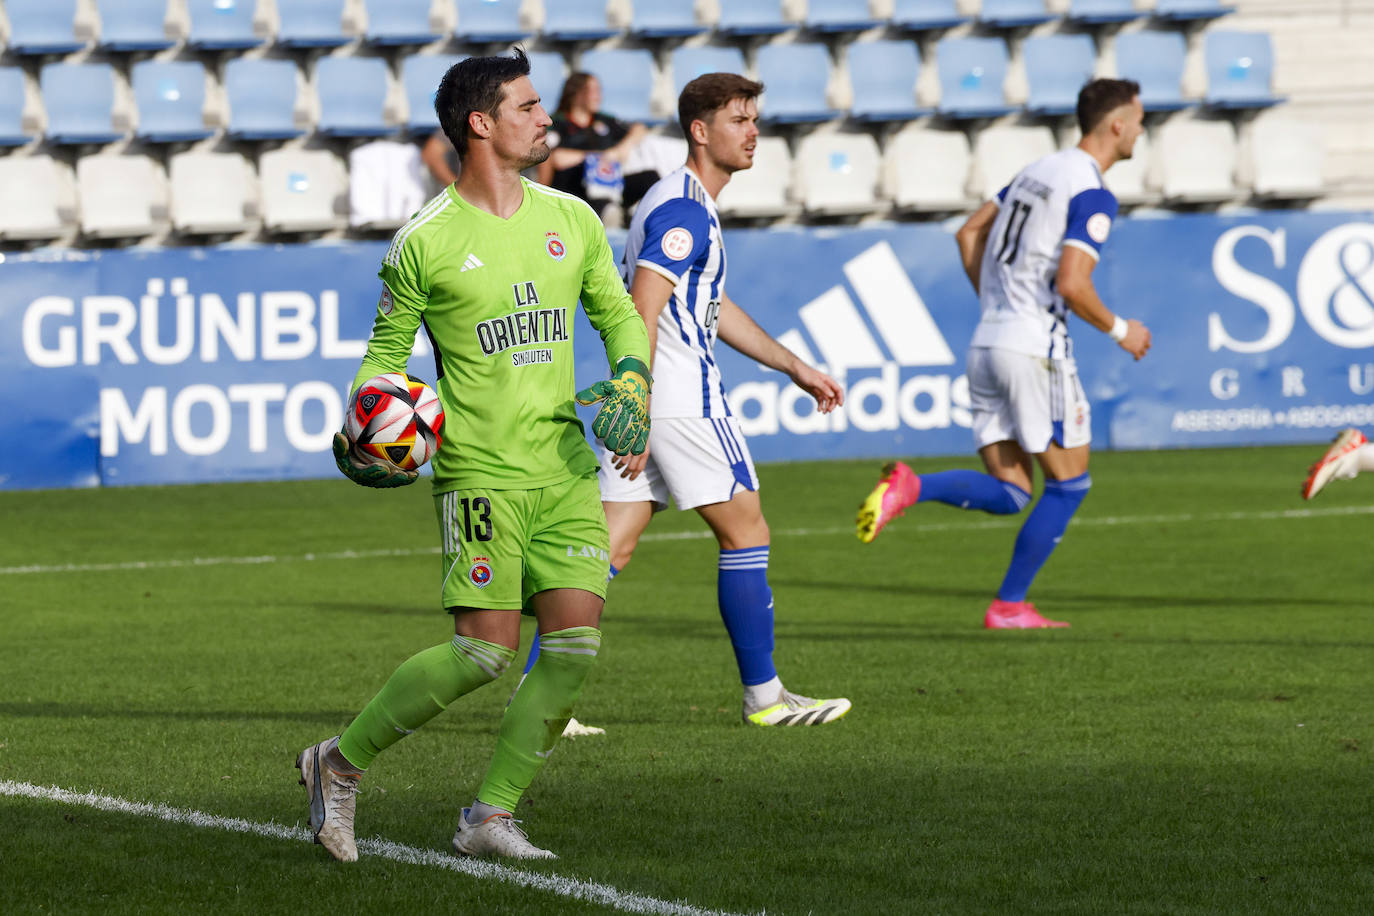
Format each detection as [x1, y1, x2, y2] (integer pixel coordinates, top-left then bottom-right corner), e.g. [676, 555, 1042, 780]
[354, 178, 650, 492]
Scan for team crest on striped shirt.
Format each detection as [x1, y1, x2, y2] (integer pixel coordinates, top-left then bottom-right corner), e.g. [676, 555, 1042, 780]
[545, 231, 566, 262]
[468, 557, 493, 588]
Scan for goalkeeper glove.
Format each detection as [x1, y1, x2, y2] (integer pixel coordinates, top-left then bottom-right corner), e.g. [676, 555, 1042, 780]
[332, 432, 418, 489]
[576, 356, 651, 456]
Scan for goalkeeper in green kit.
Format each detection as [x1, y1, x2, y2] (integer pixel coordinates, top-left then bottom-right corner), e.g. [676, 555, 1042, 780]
[295, 49, 651, 861]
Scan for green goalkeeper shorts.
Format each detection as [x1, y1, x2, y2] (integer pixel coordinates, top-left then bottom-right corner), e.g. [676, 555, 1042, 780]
[434, 473, 609, 613]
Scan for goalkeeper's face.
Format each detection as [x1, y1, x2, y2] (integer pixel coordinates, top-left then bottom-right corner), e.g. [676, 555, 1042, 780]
[701, 97, 760, 175]
[490, 76, 553, 170]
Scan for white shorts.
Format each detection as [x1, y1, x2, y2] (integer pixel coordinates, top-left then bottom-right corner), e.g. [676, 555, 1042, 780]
[967, 346, 1091, 453]
[597, 415, 759, 511]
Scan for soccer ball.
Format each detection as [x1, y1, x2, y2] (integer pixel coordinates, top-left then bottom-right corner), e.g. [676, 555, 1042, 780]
[345, 373, 445, 471]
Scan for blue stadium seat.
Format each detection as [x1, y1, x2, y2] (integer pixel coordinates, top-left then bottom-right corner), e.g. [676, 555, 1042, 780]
[578, 49, 660, 125]
[672, 46, 748, 97]
[977, 0, 1055, 29]
[935, 37, 1016, 119]
[132, 60, 213, 143]
[1154, 0, 1235, 21]
[276, 0, 351, 47]
[40, 62, 127, 144]
[97, 0, 176, 51]
[1114, 30, 1193, 112]
[806, 0, 884, 32]
[0, 68, 37, 146]
[316, 57, 394, 137]
[542, 0, 620, 41]
[717, 0, 792, 36]
[891, 0, 968, 31]
[185, 0, 265, 50]
[6, 0, 87, 54]
[1204, 31, 1283, 109]
[362, 0, 443, 44]
[756, 44, 837, 123]
[402, 55, 465, 133]
[224, 58, 305, 140]
[846, 40, 931, 122]
[1065, 0, 1144, 24]
[527, 52, 568, 112]
[453, 0, 532, 42]
[1023, 34, 1096, 117]
[630, 0, 708, 37]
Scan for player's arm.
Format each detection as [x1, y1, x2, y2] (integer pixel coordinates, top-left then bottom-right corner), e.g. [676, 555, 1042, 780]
[334, 255, 429, 488]
[1058, 189, 1150, 360]
[718, 294, 843, 413]
[955, 200, 1000, 294]
[574, 211, 653, 457]
[601, 266, 675, 478]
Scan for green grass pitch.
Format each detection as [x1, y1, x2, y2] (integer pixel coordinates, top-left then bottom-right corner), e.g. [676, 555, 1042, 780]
[1, 445, 1371, 914]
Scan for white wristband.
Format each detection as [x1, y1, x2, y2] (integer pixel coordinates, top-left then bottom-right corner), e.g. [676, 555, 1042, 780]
[1108, 316, 1129, 342]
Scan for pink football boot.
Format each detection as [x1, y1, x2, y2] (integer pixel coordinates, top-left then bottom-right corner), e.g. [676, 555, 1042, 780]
[856, 461, 921, 543]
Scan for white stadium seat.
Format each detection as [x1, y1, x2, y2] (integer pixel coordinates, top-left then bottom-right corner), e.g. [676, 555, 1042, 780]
[883, 123, 975, 212]
[0, 155, 78, 239]
[76, 155, 168, 238]
[170, 151, 260, 235]
[1150, 118, 1237, 203]
[969, 124, 1056, 201]
[259, 148, 348, 233]
[1242, 113, 1324, 200]
[715, 136, 793, 218]
[795, 132, 882, 216]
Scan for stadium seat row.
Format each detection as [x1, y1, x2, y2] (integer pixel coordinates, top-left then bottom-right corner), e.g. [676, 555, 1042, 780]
[0, 30, 1281, 147]
[0, 112, 1321, 243]
[0, 1, 1240, 55]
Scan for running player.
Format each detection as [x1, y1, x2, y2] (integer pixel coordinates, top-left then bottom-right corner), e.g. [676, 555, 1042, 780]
[296, 49, 651, 862]
[1302, 428, 1374, 499]
[856, 78, 1152, 629]
[592, 73, 850, 727]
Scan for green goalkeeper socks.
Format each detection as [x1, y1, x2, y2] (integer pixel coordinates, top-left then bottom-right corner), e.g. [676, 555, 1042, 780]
[337, 634, 515, 771]
[476, 626, 602, 812]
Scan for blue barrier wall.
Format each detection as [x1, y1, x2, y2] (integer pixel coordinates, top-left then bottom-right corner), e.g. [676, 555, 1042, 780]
[4, 210, 1373, 490]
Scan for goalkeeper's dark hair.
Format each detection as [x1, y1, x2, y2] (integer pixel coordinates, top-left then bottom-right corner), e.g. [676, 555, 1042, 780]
[435, 47, 532, 159]
[1076, 78, 1141, 135]
[678, 72, 764, 143]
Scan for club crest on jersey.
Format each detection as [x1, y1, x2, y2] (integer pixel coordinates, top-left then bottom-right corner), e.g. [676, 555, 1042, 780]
[1086, 213, 1112, 244]
[378, 285, 394, 316]
[545, 231, 566, 262]
[468, 557, 493, 588]
[661, 227, 693, 261]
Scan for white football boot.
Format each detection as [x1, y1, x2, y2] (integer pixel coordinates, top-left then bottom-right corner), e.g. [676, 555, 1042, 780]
[1302, 428, 1367, 499]
[296, 737, 361, 862]
[744, 688, 851, 727]
[452, 807, 557, 859]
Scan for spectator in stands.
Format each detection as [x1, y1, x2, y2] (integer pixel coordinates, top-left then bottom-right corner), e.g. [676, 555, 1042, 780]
[421, 131, 460, 188]
[1301, 428, 1374, 499]
[536, 72, 648, 224]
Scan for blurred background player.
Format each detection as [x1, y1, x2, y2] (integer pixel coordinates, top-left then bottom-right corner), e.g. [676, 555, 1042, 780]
[593, 72, 850, 727]
[296, 49, 650, 862]
[856, 78, 1152, 630]
[1302, 428, 1374, 498]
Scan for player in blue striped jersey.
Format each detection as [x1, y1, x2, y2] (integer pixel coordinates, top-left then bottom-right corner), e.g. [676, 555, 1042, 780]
[858, 78, 1152, 629]
[599, 73, 851, 726]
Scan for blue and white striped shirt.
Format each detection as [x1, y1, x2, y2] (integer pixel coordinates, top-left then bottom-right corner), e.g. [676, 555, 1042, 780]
[622, 166, 730, 418]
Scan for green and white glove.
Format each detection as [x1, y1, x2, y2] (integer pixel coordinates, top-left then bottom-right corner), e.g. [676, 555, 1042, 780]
[332, 432, 418, 489]
[575, 356, 652, 457]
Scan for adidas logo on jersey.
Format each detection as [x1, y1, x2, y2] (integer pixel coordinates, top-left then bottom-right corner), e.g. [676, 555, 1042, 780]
[460, 253, 484, 273]
[728, 241, 971, 438]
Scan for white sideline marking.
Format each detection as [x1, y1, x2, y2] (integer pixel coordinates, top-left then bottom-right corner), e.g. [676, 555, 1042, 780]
[2, 504, 1372, 577]
[0, 780, 750, 916]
